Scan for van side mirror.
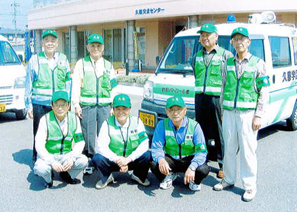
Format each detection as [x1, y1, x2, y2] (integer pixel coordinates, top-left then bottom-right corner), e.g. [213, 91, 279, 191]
[156, 56, 161, 66]
[18, 54, 23, 62]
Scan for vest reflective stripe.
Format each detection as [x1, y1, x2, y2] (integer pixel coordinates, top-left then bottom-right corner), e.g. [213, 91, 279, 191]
[107, 115, 148, 157]
[164, 118, 204, 159]
[194, 47, 225, 96]
[80, 56, 114, 106]
[223, 56, 259, 111]
[45, 111, 78, 154]
[33, 52, 69, 99]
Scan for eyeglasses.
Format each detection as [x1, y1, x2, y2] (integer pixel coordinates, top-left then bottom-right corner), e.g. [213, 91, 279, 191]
[232, 37, 248, 42]
[168, 108, 185, 113]
[53, 103, 68, 108]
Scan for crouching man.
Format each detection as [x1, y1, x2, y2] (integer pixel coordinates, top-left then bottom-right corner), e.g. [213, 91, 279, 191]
[92, 94, 151, 189]
[151, 96, 210, 191]
[34, 91, 88, 188]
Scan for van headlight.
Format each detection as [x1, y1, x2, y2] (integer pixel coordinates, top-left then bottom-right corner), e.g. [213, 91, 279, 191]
[143, 80, 154, 101]
[14, 76, 26, 88]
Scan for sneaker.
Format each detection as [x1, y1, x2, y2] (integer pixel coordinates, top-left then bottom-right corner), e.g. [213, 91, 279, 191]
[60, 172, 81, 184]
[131, 173, 150, 186]
[243, 189, 257, 202]
[95, 174, 115, 189]
[43, 180, 53, 188]
[213, 179, 234, 191]
[160, 172, 178, 190]
[189, 181, 201, 191]
[83, 166, 94, 175]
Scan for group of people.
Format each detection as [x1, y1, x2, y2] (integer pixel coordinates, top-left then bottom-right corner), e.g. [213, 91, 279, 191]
[24, 23, 269, 202]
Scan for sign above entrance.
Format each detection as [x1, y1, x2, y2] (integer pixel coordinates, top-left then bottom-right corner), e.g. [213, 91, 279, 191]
[135, 8, 165, 15]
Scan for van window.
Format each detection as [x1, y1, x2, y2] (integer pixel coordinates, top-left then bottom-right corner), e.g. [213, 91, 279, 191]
[292, 37, 297, 65]
[269, 36, 291, 68]
[0, 41, 21, 66]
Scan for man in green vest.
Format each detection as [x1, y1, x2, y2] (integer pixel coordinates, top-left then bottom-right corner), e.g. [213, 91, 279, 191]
[151, 96, 209, 191]
[34, 91, 88, 188]
[25, 30, 72, 162]
[194, 23, 233, 179]
[213, 27, 269, 202]
[92, 94, 150, 189]
[72, 33, 118, 175]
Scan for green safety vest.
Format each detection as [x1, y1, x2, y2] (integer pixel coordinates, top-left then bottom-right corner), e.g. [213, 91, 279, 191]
[32, 52, 71, 99]
[164, 118, 207, 159]
[194, 47, 225, 96]
[80, 56, 118, 106]
[45, 111, 84, 154]
[107, 115, 148, 157]
[223, 56, 260, 110]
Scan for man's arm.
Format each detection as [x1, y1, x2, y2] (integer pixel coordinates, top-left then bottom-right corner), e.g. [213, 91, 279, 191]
[190, 123, 207, 169]
[151, 120, 166, 163]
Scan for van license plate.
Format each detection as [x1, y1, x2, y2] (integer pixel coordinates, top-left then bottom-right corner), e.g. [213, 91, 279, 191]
[0, 103, 6, 112]
[139, 111, 155, 127]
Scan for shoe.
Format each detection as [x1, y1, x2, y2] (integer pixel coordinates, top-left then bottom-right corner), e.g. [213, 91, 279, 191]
[83, 166, 94, 175]
[217, 170, 225, 179]
[243, 189, 257, 202]
[160, 172, 178, 190]
[213, 179, 234, 191]
[95, 174, 115, 189]
[43, 171, 54, 188]
[189, 181, 201, 191]
[60, 172, 81, 184]
[131, 173, 150, 186]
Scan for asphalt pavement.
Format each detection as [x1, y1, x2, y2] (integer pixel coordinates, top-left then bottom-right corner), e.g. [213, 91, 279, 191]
[0, 86, 297, 212]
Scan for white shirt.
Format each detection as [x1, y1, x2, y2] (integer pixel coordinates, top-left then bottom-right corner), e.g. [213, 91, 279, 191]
[71, 57, 118, 108]
[35, 113, 85, 164]
[95, 117, 149, 162]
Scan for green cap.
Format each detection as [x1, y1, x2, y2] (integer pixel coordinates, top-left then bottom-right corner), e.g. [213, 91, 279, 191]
[52, 91, 69, 103]
[197, 23, 217, 34]
[166, 96, 186, 109]
[42, 30, 58, 38]
[231, 27, 249, 38]
[87, 33, 104, 44]
[113, 94, 131, 108]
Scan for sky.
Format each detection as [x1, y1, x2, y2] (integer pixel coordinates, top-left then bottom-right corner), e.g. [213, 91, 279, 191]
[0, 0, 34, 30]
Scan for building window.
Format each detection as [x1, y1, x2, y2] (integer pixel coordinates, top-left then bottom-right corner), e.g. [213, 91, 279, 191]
[63, 32, 70, 60]
[136, 27, 146, 65]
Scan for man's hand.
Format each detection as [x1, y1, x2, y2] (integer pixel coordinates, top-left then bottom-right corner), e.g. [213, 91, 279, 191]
[116, 157, 132, 167]
[119, 165, 128, 173]
[62, 158, 74, 171]
[75, 106, 83, 119]
[184, 168, 195, 184]
[252, 116, 261, 131]
[158, 158, 171, 176]
[27, 109, 33, 119]
[51, 161, 64, 172]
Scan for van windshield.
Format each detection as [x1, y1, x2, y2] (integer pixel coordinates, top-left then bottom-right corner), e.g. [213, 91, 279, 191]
[0, 41, 21, 65]
[157, 35, 265, 74]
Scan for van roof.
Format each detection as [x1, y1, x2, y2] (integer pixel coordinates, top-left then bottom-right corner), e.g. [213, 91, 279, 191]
[176, 23, 297, 37]
[0, 35, 8, 41]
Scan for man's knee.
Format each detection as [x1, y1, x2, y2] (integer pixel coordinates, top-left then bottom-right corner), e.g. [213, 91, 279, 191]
[92, 153, 108, 167]
[74, 155, 88, 168]
[196, 163, 210, 176]
[34, 159, 51, 176]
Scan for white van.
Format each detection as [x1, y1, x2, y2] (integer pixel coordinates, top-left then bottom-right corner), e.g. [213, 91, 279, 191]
[139, 22, 297, 139]
[0, 35, 27, 120]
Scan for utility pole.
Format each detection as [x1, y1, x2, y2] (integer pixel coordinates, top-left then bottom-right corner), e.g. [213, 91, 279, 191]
[11, 0, 20, 43]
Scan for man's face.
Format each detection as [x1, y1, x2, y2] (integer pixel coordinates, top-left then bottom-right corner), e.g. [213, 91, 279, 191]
[199, 32, 218, 49]
[231, 34, 251, 54]
[114, 106, 131, 125]
[42, 35, 58, 54]
[87, 43, 104, 59]
[166, 106, 187, 124]
[52, 99, 69, 119]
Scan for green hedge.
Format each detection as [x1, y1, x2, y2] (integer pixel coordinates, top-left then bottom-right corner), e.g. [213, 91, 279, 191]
[116, 74, 151, 85]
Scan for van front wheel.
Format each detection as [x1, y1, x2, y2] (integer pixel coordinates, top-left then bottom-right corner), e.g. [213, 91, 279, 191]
[286, 102, 297, 131]
[15, 109, 27, 120]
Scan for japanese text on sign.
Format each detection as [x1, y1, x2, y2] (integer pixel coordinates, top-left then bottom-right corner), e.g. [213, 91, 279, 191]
[135, 8, 165, 15]
[282, 70, 297, 82]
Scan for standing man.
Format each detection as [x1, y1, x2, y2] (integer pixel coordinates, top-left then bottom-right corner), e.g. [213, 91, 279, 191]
[92, 94, 151, 189]
[213, 27, 269, 202]
[25, 30, 72, 162]
[194, 23, 233, 178]
[72, 33, 118, 174]
[151, 96, 209, 191]
[34, 91, 88, 188]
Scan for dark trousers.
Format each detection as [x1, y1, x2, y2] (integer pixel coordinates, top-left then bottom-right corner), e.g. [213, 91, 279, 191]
[195, 93, 224, 167]
[80, 104, 111, 158]
[150, 154, 210, 184]
[32, 104, 52, 160]
[92, 151, 151, 183]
